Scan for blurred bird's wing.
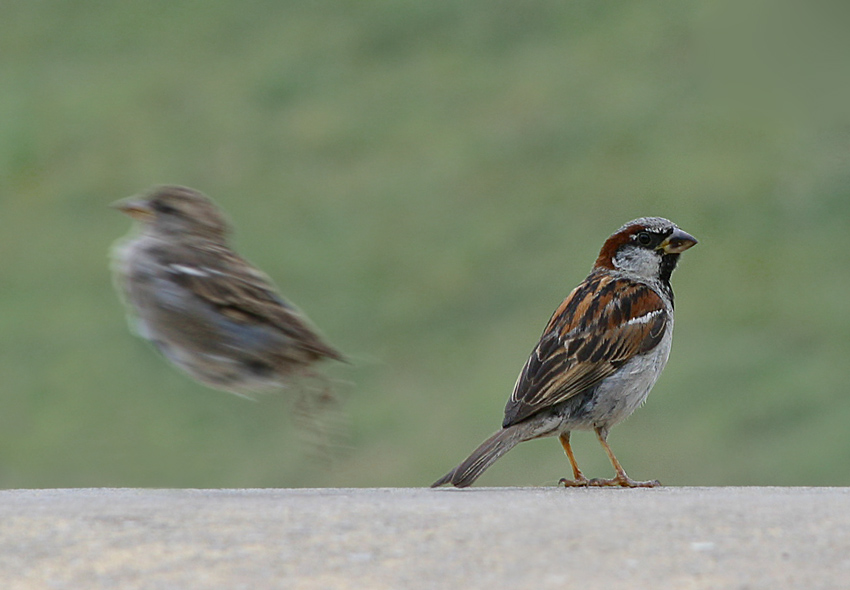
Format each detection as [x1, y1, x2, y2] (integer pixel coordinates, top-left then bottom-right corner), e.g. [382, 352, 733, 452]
[503, 272, 668, 427]
[157, 241, 344, 362]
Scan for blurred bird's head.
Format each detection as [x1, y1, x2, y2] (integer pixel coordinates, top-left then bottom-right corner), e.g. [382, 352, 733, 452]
[112, 185, 231, 240]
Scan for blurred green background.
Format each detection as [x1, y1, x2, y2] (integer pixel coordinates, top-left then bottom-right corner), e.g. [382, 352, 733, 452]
[1, 0, 849, 488]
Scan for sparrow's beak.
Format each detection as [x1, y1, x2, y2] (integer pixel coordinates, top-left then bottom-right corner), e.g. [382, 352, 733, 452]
[659, 228, 698, 254]
[111, 198, 155, 222]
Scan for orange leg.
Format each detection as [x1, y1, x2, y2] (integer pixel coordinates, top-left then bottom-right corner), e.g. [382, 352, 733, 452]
[558, 432, 589, 487]
[588, 427, 660, 488]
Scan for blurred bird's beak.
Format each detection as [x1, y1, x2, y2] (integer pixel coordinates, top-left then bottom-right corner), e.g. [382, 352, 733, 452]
[111, 198, 155, 222]
[659, 228, 698, 254]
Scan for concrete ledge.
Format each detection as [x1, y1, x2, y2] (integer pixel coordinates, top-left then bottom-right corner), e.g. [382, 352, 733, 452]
[1, 487, 848, 589]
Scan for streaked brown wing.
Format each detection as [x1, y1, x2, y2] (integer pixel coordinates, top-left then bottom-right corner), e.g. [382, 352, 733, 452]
[158, 243, 344, 362]
[503, 272, 667, 427]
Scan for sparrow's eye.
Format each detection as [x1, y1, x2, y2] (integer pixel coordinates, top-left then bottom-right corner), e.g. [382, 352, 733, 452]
[152, 201, 179, 216]
[636, 231, 653, 246]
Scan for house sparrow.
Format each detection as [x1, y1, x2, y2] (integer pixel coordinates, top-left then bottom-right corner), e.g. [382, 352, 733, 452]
[432, 217, 696, 488]
[111, 185, 344, 396]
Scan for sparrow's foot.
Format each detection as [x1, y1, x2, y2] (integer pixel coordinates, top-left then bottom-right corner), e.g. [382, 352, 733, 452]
[587, 475, 661, 488]
[558, 475, 590, 487]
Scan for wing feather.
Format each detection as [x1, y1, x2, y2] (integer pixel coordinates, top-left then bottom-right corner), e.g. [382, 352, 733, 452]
[503, 273, 668, 427]
[154, 242, 344, 362]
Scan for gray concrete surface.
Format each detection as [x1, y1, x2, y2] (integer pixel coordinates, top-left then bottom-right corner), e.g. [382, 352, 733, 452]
[1, 487, 848, 589]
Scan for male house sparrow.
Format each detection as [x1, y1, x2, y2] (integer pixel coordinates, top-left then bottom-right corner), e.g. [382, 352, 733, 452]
[433, 217, 696, 488]
[111, 185, 344, 396]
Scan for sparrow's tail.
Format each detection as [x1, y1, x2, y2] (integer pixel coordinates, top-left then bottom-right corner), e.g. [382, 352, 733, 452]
[431, 423, 531, 488]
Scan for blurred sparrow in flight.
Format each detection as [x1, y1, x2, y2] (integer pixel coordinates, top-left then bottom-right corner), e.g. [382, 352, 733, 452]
[111, 185, 344, 396]
[433, 217, 696, 488]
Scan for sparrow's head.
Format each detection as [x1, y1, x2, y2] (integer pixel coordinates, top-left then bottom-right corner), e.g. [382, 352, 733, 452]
[594, 217, 697, 282]
[112, 185, 231, 240]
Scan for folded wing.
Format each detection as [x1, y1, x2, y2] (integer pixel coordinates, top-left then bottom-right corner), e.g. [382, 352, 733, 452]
[504, 273, 667, 427]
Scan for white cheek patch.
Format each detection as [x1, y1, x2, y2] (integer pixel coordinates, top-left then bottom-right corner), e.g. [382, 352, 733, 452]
[613, 246, 661, 279]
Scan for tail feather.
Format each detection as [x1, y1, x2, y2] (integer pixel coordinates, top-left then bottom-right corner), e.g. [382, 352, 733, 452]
[431, 425, 528, 488]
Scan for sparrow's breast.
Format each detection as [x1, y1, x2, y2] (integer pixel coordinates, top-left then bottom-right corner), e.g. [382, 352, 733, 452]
[585, 317, 674, 428]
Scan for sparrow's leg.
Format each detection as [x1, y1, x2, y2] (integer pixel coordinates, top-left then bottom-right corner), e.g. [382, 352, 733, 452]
[588, 426, 660, 488]
[558, 432, 589, 487]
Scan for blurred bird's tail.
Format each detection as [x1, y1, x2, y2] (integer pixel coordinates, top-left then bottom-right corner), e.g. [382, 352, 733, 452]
[431, 423, 530, 488]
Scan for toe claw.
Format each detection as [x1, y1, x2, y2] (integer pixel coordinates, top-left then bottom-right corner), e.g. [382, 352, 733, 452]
[559, 476, 590, 487]
[587, 476, 661, 488]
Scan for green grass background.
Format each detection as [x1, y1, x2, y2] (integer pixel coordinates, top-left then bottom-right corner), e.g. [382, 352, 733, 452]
[1, 0, 849, 488]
